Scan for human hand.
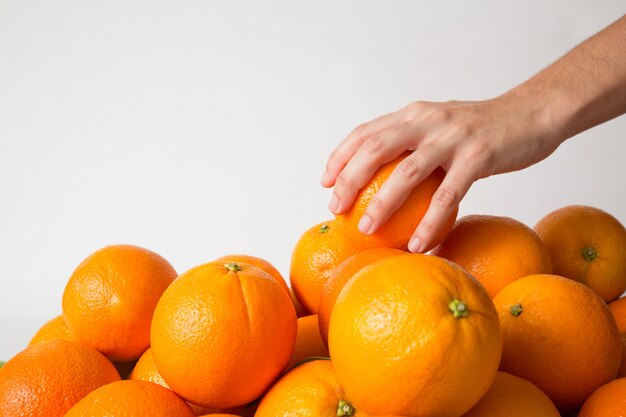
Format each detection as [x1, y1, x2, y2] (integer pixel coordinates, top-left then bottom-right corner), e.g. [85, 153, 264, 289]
[321, 95, 564, 253]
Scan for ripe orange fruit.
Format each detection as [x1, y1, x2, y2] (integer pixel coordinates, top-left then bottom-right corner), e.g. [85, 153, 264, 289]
[432, 214, 552, 298]
[286, 315, 329, 370]
[29, 315, 74, 345]
[619, 333, 626, 378]
[493, 274, 621, 412]
[289, 287, 307, 318]
[318, 247, 406, 346]
[534, 205, 626, 302]
[151, 261, 297, 409]
[0, 339, 120, 417]
[64, 380, 195, 417]
[462, 372, 560, 417]
[214, 254, 289, 295]
[609, 296, 626, 333]
[62, 245, 177, 361]
[290, 220, 364, 314]
[578, 378, 626, 417]
[336, 152, 457, 251]
[329, 253, 502, 416]
[256, 359, 370, 417]
[130, 348, 243, 416]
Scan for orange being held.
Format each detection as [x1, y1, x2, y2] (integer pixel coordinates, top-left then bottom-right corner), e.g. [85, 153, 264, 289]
[29, 314, 74, 345]
[256, 359, 371, 417]
[462, 372, 560, 417]
[329, 253, 502, 417]
[432, 214, 552, 298]
[578, 378, 626, 417]
[214, 254, 289, 295]
[0, 339, 120, 417]
[151, 261, 297, 409]
[64, 380, 195, 417]
[336, 152, 457, 251]
[493, 274, 622, 412]
[534, 205, 626, 302]
[317, 247, 406, 346]
[286, 315, 329, 370]
[290, 220, 365, 314]
[62, 244, 177, 361]
[609, 296, 626, 333]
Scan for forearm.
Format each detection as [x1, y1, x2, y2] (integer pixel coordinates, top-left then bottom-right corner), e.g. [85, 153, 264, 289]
[505, 14, 626, 144]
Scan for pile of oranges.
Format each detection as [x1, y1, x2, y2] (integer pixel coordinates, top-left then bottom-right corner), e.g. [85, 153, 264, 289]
[1, 156, 626, 417]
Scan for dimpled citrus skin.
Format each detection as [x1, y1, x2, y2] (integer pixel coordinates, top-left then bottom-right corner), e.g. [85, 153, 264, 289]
[317, 247, 406, 347]
[329, 253, 502, 417]
[608, 296, 626, 333]
[286, 315, 329, 370]
[432, 214, 553, 298]
[62, 245, 177, 361]
[534, 205, 626, 302]
[336, 152, 457, 252]
[462, 372, 560, 417]
[493, 274, 622, 412]
[0, 339, 120, 417]
[214, 254, 289, 295]
[578, 378, 626, 417]
[150, 261, 297, 409]
[290, 220, 366, 314]
[29, 315, 74, 345]
[256, 359, 373, 417]
[64, 380, 195, 417]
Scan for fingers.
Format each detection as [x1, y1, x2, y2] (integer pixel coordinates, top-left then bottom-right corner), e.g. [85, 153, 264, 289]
[357, 142, 450, 235]
[329, 121, 424, 215]
[321, 110, 409, 188]
[408, 163, 474, 253]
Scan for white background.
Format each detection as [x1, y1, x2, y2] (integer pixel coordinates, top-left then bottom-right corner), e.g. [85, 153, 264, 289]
[1, 1, 625, 360]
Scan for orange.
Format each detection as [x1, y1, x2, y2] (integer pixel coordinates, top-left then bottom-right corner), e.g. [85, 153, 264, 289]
[286, 315, 329, 370]
[256, 359, 371, 417]
[29, 314, 74, 345]
[131, 348, 244, 416]
[534, 205, 626, 302]
[215, 254, 289, 295]
[62, 244, 177, 361]
[609, 296, 626, 333]
[0, 339, 120, 417]
[493, 274, 622, 412]
[289, 287, 307, 318]
[620, 333, 626, 378]
[64, 380, 195, 417]
[336, 152, 457, 251]
[578, 378, 626, 417]
[329, 253, 502, 416]
[318, 247, 405, 346]
[290, 220, 365, 314]
[151, 261, 297, 409]
[432, 214, 552, 298]
[462, 371, 560, 417]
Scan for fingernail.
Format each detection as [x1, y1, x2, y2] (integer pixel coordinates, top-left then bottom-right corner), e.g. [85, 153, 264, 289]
[321, 170, 329, 185]
[408, 236, 422, 253]
[358, 214, 373, 235]
[329, 194, 340, 213]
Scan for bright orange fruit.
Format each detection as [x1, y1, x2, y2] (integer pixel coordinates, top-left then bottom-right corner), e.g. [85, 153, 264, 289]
[151, 261, 297, 409]
[336, 152, 457, 251]
[289, 287, 307, 318]
[0, 339, 120, 417]
[493, 274, 622, 412]
[62, 244, 177, 361]
[329, 253, 502, 416]
[534, 205, 626, 302]
[578, 378, 626, 417]
[462, 372, 560, 417]
[64, 380, 195, 417]
[290, 220, 364, 314]
[609, 296, 626, 333]
[286, 315, 329, 370]
[432, 214, 552, 298]
[215, 254, 289, 295]
[256, 359, 370, 417]
[317, 247, 405, 346]
[29, 315, 74, 345]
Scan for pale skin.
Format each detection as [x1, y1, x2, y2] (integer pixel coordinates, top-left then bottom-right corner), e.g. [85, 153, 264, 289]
[322, 14, 626, 253]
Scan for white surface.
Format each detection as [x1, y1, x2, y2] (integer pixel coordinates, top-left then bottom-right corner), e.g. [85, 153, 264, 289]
[1, 1, 625, 359]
